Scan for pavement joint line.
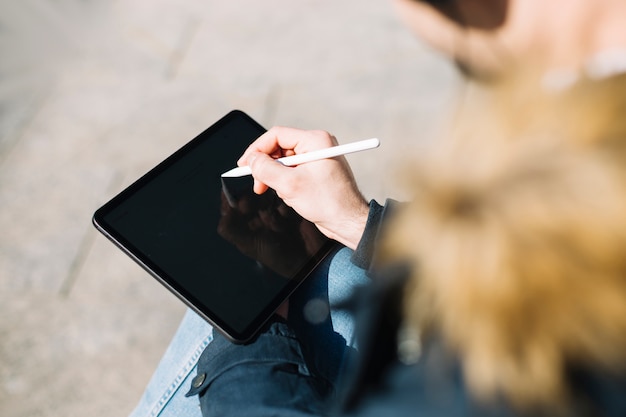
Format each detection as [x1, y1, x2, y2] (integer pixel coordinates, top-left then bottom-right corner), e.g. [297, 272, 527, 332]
[262, 85, 281, 127]
[0, 88, 51, 168]
[166, 18, 201, 81]
[59, 223, 97, 298]
[59, 170, 123, 297]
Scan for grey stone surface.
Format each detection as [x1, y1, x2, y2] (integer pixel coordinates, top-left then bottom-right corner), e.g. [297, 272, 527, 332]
[0, 1, 461, 416]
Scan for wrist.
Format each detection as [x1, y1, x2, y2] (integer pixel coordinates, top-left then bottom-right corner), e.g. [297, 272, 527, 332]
[328, 200, 369, 250]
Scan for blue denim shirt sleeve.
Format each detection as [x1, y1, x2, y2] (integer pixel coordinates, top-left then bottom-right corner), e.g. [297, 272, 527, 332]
[186, 321, 330, 416]
[351, 199, 400, 271]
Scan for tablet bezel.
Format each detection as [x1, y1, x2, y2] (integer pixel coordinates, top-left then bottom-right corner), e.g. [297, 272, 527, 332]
[93, 110, 337, 344]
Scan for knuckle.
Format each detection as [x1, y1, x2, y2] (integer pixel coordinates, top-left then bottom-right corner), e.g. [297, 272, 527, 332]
[268, 125, 289, 136]
[310, 129, 338, 146]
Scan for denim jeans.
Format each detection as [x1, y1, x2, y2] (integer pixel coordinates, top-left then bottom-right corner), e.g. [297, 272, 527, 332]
[128, 246, 369, 417]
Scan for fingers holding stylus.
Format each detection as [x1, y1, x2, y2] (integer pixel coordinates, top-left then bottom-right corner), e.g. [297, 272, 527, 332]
[238, 127, 338, 167]
[236, 127, 374, 249]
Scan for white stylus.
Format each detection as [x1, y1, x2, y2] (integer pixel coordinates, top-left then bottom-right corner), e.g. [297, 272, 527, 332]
[221, 137, 380, 177]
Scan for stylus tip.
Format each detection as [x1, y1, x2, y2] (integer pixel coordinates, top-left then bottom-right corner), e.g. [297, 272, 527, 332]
[221, 166, 252, 177]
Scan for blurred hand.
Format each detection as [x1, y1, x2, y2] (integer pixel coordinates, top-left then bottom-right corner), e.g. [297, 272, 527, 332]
[238, 127, 370, 249]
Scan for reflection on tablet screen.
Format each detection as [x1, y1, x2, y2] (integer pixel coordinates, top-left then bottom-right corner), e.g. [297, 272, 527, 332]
[219, 176, 327, 278]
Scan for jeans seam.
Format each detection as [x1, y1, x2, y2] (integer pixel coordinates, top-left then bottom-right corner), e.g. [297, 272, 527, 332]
[148, 335, 213, 417]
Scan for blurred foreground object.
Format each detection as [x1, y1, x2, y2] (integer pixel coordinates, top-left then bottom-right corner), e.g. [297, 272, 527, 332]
[384, 70, 626, 413]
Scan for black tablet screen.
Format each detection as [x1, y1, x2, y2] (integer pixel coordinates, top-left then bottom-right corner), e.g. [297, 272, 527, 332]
[93, 110, 334, 343]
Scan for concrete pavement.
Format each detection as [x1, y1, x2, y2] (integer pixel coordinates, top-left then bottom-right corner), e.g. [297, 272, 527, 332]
[0, 1, 460, 416]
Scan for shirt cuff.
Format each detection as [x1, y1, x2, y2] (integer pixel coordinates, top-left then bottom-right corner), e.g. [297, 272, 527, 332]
[350, 199, 399, 271]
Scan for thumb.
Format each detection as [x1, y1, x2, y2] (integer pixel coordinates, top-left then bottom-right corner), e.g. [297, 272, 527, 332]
[248, 151, 289, 195]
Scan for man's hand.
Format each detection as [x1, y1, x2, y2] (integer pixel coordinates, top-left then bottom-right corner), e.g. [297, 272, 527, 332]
[238, 127, 370, 250]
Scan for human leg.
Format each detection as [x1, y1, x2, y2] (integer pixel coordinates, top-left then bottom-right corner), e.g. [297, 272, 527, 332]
[128, 245, 368, 417]
[287, 245, 369, 386]
[128, 308, 213, 417]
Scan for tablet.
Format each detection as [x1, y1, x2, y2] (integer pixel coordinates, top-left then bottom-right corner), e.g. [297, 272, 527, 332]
[93, 110, 336, 344]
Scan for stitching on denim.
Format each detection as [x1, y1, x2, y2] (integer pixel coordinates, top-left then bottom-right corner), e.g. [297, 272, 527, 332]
[148, 335, 212, 417]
